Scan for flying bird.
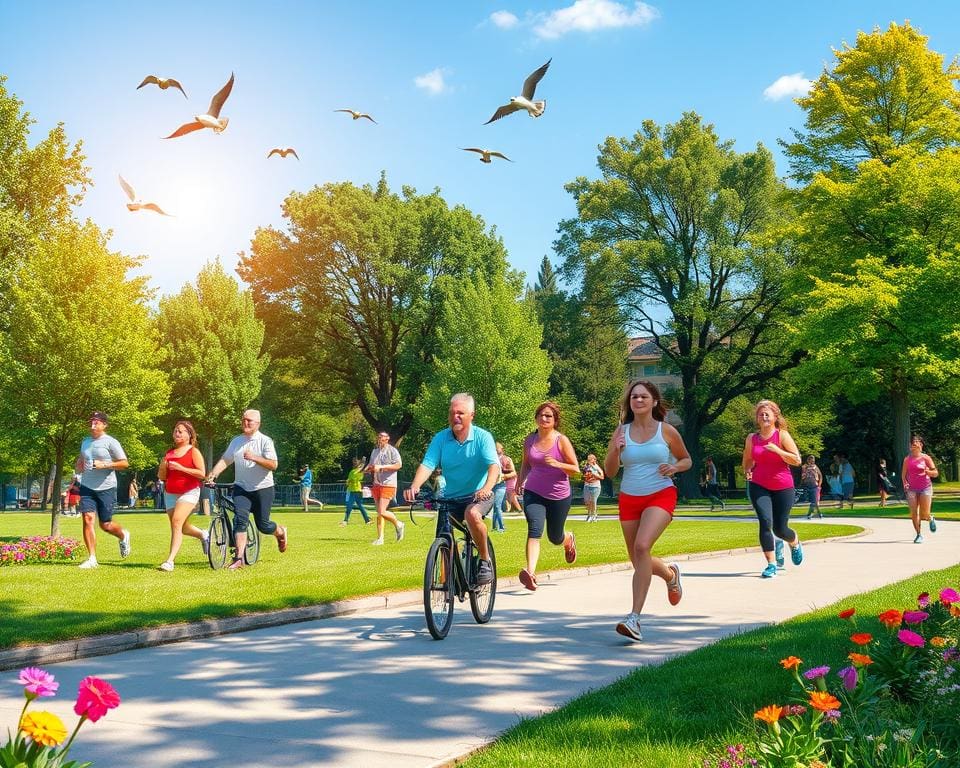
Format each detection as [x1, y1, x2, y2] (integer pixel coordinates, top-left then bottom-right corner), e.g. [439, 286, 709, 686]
[335, 109, 377, 123]
[484, 59, 551, 124]
[118, 175, 171, 216]
[137, 75, 188, 99]
[267, 147, 300, 160]
[460, 148, 512, 164]
[163, 72, 234, 139]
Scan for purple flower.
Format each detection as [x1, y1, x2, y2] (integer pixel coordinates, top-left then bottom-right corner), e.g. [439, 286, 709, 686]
[918, 592, 931, 608]
[941, 588, 960, 606]
[803, 665, 831, 680]
[838, 665, 858, 690]
[943, 648, 959, 662]
[824, 709, 841, 723]
[787, 704, 807, 716]
[17, 667, 58, 698]
[898, 629, 925, 648]
[903, 610, 929, 625]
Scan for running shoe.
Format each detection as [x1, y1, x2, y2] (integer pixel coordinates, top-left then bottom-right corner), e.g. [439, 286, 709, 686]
[564, 531, 577, 564]
[930, 516, 937, 533]
[78, 557, 98, 569]
[371, 537, 384, 546]
[774, 539, 785, 569]
[119, 529, 131, 559]
[791, 541, 804, 566]
[338, 521, 347, 527]
[476, 558, 494, 585]
[761, 563, 778, 579]
[158, 561, 174, 572]
[200, 532, 210, 556]
[615, 613, 643, 642]
[396, 521, 405, 542]
[519, 568, 537, 591]
[277, 526, 288, 553]
[227, 557, 245, 570]
[914, 533, 924, 544]
[666, 563, 683, 606]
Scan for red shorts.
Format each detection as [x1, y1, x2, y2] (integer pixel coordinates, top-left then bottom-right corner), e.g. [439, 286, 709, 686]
[371, 485, 396, 501]
[618, 486, 678, 521]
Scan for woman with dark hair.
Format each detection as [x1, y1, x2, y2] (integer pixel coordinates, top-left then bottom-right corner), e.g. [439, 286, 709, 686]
[742, 400, 802, 579]
[877, 458, 894, 507]
[516, 401, 580, 591]
[902, 434, 938, 543]
[157, 420, 208, 571]
[800, 455, 823, 519]
[604, 381, 691, 642]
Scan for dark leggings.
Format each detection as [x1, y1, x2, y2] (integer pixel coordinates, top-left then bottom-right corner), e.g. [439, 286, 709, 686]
[523, 490, 571, 545]
[749, 483, 795, 552]
[232, 486, 277, 535]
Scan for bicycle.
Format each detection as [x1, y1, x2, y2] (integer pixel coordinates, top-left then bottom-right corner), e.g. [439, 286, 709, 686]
[421, 495, 497, 640]
[205, 483, 261, 570]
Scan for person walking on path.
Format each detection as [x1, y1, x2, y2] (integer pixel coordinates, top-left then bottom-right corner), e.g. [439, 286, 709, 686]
[704, 456, 724, 511]
[582, 454, 604, 522]
[491, 442, 511, 532]
[156, 420, 209, 571]
[516, 401, 580, 592]
[66, 474, 82, 517]
[503, 447, 522, 517]
[342, 457, 371, 525]
[206, 409, 287, 569]
[838, 453, 856, 509]
[127, 477, 139, 509]
[902, 434, 939, 543]
[801, 455, 823, 519]
[366, 431, 404, 545]
[604, 381, 690, 642]
[404, 392, 500, 585]
[75, 411, 131, 569]
[877, 458, 894, 507]
[296, 465, 324, 512]
[742, 399, 803, 579]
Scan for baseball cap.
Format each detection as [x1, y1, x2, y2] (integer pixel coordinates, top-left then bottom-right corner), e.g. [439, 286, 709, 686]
[89, 411, 109, 424]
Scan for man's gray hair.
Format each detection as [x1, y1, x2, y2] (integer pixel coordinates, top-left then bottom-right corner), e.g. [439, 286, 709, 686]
[450, 393, 475, 413]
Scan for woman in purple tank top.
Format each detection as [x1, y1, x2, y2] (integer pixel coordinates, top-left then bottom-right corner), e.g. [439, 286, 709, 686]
[742, 399, 803, 579]
[515, 401, 580, 591]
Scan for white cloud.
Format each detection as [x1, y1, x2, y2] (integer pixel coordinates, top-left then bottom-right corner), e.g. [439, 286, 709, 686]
[414, 67, 450, 95]
[534, 0, 659, 40]
[490, 10, 519, 29]
[763, 73, 813, 101]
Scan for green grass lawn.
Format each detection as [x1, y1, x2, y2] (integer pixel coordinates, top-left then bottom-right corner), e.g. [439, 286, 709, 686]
[461, 562, 960, 768]
[0, 509, 857, 649]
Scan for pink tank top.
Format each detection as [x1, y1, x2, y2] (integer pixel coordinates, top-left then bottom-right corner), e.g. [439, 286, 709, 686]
[523, 433, 571, 500]
[750, 431, 794, 491]
[905, 455, 932, 491]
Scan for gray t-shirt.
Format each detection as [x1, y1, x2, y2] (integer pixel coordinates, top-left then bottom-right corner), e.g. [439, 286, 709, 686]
[222, 432, 278, 491]
[368, 445, 401, 488]
[79, 435, 127, 491]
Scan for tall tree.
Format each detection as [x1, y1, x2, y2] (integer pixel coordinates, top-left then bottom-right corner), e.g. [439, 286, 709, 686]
[155, 261, 268, 465]
[785, 22, 960, 467]
[239, 174, 509, 443]
[0, 222, 169, 535]
[534, 255, 558, 294]
[557, 113, 800, 497]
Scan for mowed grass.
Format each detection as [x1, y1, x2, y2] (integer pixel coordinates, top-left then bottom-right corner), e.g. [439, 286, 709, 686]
[462, 561, 960, 768]
[0, 509, 858, 650]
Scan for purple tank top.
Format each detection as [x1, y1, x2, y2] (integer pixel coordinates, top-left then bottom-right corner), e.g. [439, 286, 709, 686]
[750, 430, 794, 491]
[524, 433, 571, 500]
[905, 455, 932, 491]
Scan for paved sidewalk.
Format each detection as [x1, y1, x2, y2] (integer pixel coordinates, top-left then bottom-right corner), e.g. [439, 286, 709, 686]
[1, 517, 956, 767]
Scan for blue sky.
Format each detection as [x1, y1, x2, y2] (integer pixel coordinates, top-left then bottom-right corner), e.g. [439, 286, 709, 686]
[3, 1, 960, 299]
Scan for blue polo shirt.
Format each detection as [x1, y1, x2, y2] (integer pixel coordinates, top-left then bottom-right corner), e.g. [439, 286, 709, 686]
[421, 424, 498, 499]
[300, 468, 313, 488]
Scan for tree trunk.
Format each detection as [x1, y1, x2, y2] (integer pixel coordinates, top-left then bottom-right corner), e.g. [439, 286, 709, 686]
[49, 444, 65, 538]
[890, 385, 911, 472]
[678, 388, 704, 500]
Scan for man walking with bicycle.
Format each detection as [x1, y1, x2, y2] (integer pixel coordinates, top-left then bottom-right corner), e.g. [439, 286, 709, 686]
[404, 393, 500, 585]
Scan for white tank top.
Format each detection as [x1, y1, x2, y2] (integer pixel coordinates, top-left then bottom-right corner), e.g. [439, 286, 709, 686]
[620, 421, 674, 496]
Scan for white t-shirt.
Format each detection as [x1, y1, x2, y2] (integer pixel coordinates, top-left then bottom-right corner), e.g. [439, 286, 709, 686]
[369, 445, 401, 488]
[221, 432, 277, 491]
[79, 435, 127, 491]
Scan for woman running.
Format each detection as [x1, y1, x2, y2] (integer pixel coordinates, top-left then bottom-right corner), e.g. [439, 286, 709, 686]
[902, 434, 938, 543]
[157, 420, 208, 571]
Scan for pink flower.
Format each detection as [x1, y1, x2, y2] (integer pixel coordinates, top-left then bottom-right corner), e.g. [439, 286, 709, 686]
[903, 610, 929, 625]
[17, 667, 59, 698]
[803, 665, 831, 680]
[897, 629, 925, 648]
[73, 676, 121, 722]
[918, 592, 931, 608]
[940, 588, 960, 606]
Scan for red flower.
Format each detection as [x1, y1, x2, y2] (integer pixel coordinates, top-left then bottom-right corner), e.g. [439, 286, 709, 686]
[838, 608, 855, 619]
[73, 676, 121, 722]
[850, 633, 873, 646]
[878, 609, 902, 629]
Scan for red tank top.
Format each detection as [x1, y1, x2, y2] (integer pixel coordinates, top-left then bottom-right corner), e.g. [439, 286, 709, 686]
[164, 447, 201, 494]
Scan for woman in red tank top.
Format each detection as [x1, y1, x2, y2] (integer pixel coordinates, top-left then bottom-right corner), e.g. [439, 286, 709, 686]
[156, 420, 208, 571]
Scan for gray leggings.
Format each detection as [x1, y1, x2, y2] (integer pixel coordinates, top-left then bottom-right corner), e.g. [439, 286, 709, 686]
[523, 490, 571, 545]
[749, 484, 795, 552]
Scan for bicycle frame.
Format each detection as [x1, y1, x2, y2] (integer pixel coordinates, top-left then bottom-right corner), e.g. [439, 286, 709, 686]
[434, 501, 472, 600]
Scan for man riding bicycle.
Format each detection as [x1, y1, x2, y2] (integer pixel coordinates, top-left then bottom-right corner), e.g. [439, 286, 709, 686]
[404, 393, 500, 585]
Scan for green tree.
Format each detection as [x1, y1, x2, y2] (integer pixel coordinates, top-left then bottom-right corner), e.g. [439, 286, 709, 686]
[557, 113, 801, 497]
[239, 174, 509, 443]
[155, 261, 268, 466]
[534, 255, 558, 294]
[0, 222, 169, 535]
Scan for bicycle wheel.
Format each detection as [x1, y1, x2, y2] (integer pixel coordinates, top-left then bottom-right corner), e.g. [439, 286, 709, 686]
[423, 537, 454, 640]
[244, 521, 261, 565]
[469, 537, 496, 624]
[208, 515, 229, 570]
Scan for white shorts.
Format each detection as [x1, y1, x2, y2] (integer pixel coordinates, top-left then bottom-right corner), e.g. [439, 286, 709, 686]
[165, 486, 201, 509]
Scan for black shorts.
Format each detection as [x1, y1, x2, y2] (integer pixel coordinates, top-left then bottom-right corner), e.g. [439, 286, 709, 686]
[435, 494, 493, 536]
[79, 486, 117, 523]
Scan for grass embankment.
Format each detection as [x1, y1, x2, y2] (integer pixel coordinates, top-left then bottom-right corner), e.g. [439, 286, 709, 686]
[462, 562, 960, 768]
[0, 510, 856, 649]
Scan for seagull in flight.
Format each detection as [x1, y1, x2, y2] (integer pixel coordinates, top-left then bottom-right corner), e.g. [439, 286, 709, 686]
[335, 109, 377, 123]
[267, 147, 300, 160]
[137, 75, 188, 99]
[460, 148, 512, 164]
[118, 175, 171, 216]
[163, 73, 234, 139]
[484, 59, 551, 124]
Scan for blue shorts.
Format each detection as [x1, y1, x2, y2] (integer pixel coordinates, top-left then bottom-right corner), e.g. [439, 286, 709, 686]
[79, 486, 117, 523]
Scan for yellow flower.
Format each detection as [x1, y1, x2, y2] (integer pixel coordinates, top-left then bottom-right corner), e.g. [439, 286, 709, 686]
[19, 710, 67, 747]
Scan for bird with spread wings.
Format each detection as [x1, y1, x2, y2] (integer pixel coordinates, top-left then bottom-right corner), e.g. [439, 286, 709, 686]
[163, 73, 235, 139]
[484, 59, 551, 124]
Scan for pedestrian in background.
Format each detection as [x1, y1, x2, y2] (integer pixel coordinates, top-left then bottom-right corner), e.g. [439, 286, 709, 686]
[800, 455, 823, 519]
[366, 431, 404, 545]
[582, 454, 604, 522]
[342, 457, 371, 525]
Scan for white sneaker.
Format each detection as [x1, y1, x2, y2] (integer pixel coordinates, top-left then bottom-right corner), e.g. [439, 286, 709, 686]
[119, 529, 131, 558]
[396, 522, 405, 542]
[78, 557, 98, 569]
[616, 612, 643, 642]
[371, 537, 384, 546]
[158, 561, 174, 572]
[200, 532, 210, 556]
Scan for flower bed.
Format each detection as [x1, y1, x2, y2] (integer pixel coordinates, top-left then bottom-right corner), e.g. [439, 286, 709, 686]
[0, 536, 80, 566]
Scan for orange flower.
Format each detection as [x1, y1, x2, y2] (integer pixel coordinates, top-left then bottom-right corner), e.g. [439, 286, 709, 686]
[848, 652, 874, 666]
[931, 636, 948, 647]
[850, 633, 873, 646]
[838, 608, 856, 619]
[754, 704, 784, 724]
[808, 691, 842, 712]
[779, 656, 803, 670]
[878, 609, 902, 628]
[951, 604, 960, 618]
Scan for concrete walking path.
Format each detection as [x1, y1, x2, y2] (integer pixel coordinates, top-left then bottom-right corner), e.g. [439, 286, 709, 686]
[1, 517, 956, 767]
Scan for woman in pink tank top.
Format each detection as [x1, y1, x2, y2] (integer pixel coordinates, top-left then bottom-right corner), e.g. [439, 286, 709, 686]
[901, 434, 939, 543]
[741, 400, 802, 579]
